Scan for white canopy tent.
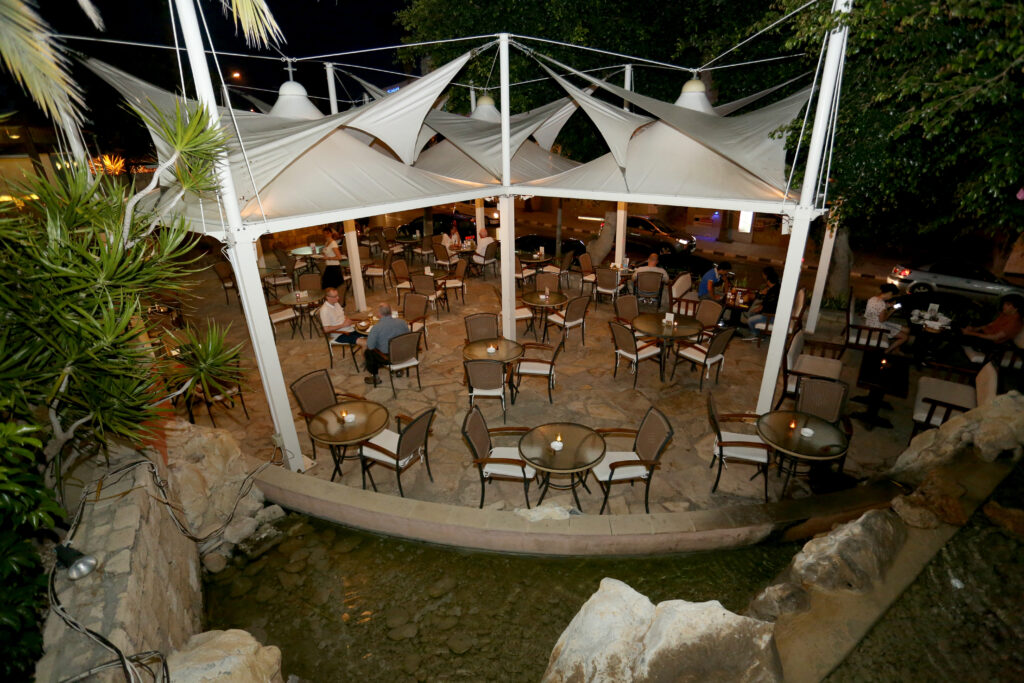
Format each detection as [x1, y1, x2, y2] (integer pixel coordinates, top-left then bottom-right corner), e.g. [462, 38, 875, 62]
[91, 2, 850, 470]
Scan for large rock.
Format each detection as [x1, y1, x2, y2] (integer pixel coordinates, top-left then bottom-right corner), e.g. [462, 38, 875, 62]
[167, 629, 283, 682]
[543, 578, 782, 682]
[789, 509, 906, 593]
[165, 420, 265, 538]
[888, 392, 1024, 486]
[745, 582, 811, 622]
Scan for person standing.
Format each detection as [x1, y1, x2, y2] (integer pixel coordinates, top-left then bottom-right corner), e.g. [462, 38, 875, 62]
[320, 226, 344, 290]
[359, 304, 411, 386]
[698, 261, 731, 300]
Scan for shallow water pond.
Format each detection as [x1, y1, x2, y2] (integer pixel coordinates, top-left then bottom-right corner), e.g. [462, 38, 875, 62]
[204, 517, 798, 682]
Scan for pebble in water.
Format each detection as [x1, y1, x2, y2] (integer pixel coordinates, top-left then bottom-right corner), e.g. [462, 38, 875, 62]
[388, 623, 418, 640]
[447, 634, 474, 654]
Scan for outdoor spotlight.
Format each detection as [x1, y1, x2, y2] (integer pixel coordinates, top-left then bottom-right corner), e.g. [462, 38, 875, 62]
[56, 544, 98, 581]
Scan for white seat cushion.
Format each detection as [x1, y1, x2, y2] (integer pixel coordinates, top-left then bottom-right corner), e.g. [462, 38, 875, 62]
[365, 267, 385, 276]
[517, 360, 551, 376]
[517, 268, 536, 279]
[444, 279, 464, 288]
[270, 308, 297, 323]
[410, 321, 425, 333]
[714, 431, 770, 464]
[265, 275, 292, 286]
[363, 429, 416, 467]
[913, 377, 976, 425]
[548, 312, 583, 329]
[396, 281, 412, 290]
[582, 273, 596, 283]
[675, 344, 709, 363]
[542, 264, 561, 274]
[616, 346, 660, 362]
[962, 345, 986, 364]
[390, 357, 419, 371]
[471, 386, 504, 398]
[482, 446, 536, 479]
[592, 451, 648, 483]
[515, 306, 532, 320]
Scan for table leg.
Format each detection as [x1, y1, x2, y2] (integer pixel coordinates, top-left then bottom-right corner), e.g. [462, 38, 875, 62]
[658, 341, 668, 382]
[536, 473, 552, 505]
[570, 472, 584, 512]
[850, 387, 894, 429]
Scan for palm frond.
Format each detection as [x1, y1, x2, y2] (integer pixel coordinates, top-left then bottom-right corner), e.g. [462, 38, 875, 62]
[220, 0, 284, 48]
[0, 0, 83, 124]
[74, 0, 103, 30]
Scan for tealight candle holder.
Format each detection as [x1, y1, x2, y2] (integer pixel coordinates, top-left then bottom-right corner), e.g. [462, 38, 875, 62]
[486, 344, 497, 354]
[550, 433, 564, 451]
[788, 419, 797, 430]
[341, 410, 355, 423]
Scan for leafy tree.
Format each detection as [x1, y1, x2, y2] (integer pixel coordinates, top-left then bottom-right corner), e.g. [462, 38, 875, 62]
[785, 0, 1024, 263]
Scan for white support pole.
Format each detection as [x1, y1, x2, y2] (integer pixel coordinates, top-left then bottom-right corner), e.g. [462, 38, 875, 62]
[622, 64, 633, 111]
[172, 0, 303, 470]
[475, 198, 486, 235]
[325, 63, 339, 115]
[498, 33, 516, 340]
[614, 202, 627, 266]
[756, 0, 851, 414]
[343, 220, 366, 311]
[469, 85, 477, 112]
[806, 221, 838, 332]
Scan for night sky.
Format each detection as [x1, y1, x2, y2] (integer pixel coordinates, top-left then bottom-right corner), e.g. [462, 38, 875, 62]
[3, 0, 410, 155]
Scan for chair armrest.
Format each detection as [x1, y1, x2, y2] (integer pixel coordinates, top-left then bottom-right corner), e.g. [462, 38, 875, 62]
[805, 339, 847, 359]
[608, 460, 661, 471]
[406, 315, 428, 326]
[335, 391, 366, 401]
[521, 342, 553, 351]
[473, 457, 529, 469]
[920, 396, 972, 414]
[612, 316, 633, 327]
[518, 357, 553, 366]
[360, 440, 397, 459]
[719, 412, 760, 423]
[717, 440, 773, 452]
[489, 426, 531, 436]
[595, 428, 639, 437]
[637, 340, 660, 352]
[921, 362, 976, 382]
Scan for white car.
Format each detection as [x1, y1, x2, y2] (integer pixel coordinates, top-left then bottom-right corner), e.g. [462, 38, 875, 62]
[888, 261, 1024, 300]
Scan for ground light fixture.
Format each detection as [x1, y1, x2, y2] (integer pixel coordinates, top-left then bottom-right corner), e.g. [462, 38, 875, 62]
[56, 544, 98, 581]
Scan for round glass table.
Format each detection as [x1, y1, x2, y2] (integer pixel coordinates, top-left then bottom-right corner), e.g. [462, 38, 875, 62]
[463, 338, 524, 363]
[756, 410, 849, 498]
[521, 290, 568, 339]
[519, 422, 606, 511]
[631, 313, 702, 381]
[308, 400, 390, 481]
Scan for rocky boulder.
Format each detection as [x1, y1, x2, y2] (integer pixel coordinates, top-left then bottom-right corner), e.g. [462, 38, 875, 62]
[888, 392, 1024, 486]
[789, 509, 906, 593]
[543, 578, 782, 682]
[167, 629, 283, 682]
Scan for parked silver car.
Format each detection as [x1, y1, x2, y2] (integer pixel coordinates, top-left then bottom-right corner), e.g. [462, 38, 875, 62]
[888, 261, 1024, 300]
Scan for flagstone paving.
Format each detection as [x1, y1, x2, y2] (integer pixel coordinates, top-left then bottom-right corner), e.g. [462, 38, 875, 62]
[180, 257, 912, 516]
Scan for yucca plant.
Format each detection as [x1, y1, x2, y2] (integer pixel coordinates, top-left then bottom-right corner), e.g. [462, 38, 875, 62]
[164, 321, 245, 415]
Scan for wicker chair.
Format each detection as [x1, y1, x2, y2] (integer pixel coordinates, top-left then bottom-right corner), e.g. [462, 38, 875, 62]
[534, 271, 561, 294]
[465, 313, 499, 343]
[542, 251, 576, 290]
[461, 406, 534, 509]
[465, 359, 509, 423]
[403, 293, 430, 348]
[634, 271, 664, 309]
[289, 370, 363, 474]
[384, 330, 423, 398]
[544, 295, 590, 348]
[213, 261, 237, 305]
[515, 256, 537, 289]
[594, 407, 673, 514]
[577, 252, 597, 296]
[412, 273, 448, 319]
[360, 408, 436, 497]
[514, 331, 564, 403]
[707, 393, 772, 502]
[594, 267, 622, 305]
[609, 321, 661, 388]
[364, 251, 393, 291]
[443, 258, 469, 304]
[672, 327, 736, 390]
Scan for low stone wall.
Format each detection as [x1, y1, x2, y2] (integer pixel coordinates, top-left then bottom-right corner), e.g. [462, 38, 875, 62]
[36, 449, 202, 681]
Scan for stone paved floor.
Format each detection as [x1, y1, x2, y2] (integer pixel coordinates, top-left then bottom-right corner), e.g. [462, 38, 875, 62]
[179, 259, 913, 516]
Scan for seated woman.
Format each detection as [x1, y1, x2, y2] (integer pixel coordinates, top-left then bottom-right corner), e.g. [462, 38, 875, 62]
[864, 284, 908, 354]
[441, 225, 461, 254]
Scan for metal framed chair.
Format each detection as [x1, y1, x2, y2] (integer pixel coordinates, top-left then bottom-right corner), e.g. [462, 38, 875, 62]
[471, 241, 499, 278]
[514, 330, 564, 403]
[613, 294, 646, 339]
[694, 299, 724, 342]
[594, 407, 674, 514]
[268, 304, 299, 341]
[577, 252, 597, 296]
[634, 271, 664, 309]
[289, 370, 363, 472]
[360, 408, 436, 497]
[594, 267, 622, 304]
[187, 370, 249, 428]
[265, 250, 296, 300]
[212, 261, 237, 305]
[413, 235, 434, 264]
[795, 376, 853, 472]
[609, 321, 660, 388]
[390, 258, 414, 306]
[534, 271, 561, 294]
[842, 287, 889, 351]
[411, 273, 448, 319]
[385, 330, 423, 398]
[757, 287, 806, 347]
[364, 251, 393, 291]
[542, 250, 576, 290]
[465, 312, 499, 343]
[403, 292, 430, 348]
[433, 242, 458, 269]
[706, 393, 772, 502]
[544, 295, 590, 348]
[672, 327, 736, 390]
[775, 329, 845, 408]
[669, 273, 693, 313]
[443, 258, 469, 304]
[461, 406, 534, 509]
[515, 256, 537, 289]
[465, 358, 509, 423]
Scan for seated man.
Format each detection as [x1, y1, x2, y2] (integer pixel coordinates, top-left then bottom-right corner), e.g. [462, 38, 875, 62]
[864, 283, 909, 353]
[743, 266, 780, 339]
[319, 287, 363, 345]
[632, 253, 669, 285]
[698, 261, 731, 300]
[360, 303, 411, 386]
[961, 294, 1023, 354]
[472, 228, 495, 265]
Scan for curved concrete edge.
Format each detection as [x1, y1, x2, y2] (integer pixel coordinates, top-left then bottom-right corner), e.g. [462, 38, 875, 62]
[255, 467, 902, 556]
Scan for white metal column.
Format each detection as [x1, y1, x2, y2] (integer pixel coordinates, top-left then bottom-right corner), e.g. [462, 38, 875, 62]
[756, 0, 852, 414]
[806, 220, 838, 332]
[475, 197, 486, 234]
[172, 0, 303, 470]
[614, 201, 628, 267]
[622, 64, 633, 110]
[343, 220, 367, 311]
[498, 33, 516, 339]
[325, 63, 339, 114]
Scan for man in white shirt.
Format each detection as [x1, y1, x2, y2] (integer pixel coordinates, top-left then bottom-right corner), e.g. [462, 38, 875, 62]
[472, 228, 495, 265]
[319, 288, 362, 345]
[632, 253, 669, 284]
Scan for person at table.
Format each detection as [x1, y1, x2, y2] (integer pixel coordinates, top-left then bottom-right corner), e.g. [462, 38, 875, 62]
[441, 225, 461, 254]
[359, 303, 410, 386]
[864, 283, 909, 354]
[961, 294, 1023, 353]
[632, 253, 669, 285]
[698, 261, 731, 300]
[472, 228, 495, 265]
[742, 266, 780, 339]
[320, 226, 344, 289]
[319, 287, 364, 345]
